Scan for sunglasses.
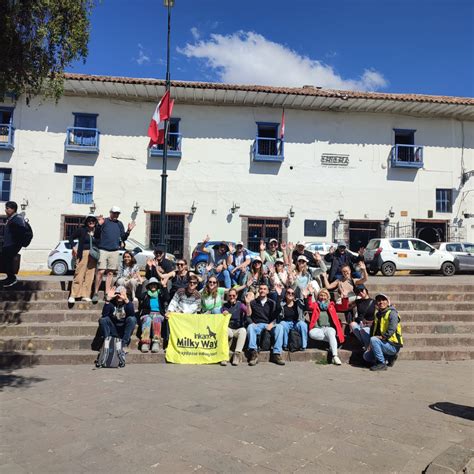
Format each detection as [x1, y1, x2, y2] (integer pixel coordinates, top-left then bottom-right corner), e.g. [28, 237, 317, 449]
[208, 281, 217, 285]
[177, 263, 185, 266]
[253, 261, 262, 265]
[286, 291, 295, 295]
[189, 280, 198, 285]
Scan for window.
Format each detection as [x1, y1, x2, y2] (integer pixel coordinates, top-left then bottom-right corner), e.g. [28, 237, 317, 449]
[247, 218, 283, 252]
[436, 189, 452, 213]
[0, 108, 14, 148]
[446, 243, 463, 252]
[464, 243, 474, 253]
[394, 129, 415, 162]
[63, 215, 86, 240]
[150, 214, 185, 258]
[74, 113, 97, 129]
[0, 168, 11, 201]
[55, 163, 68, 173]
[256, 123, 279, 156]
[67, 113, 99, 149]
[72, 176, 94, 204]
[157, 118, 181, 151]
[366, 240, 381, 250]
[304, 220, 327, 237]
[410, 239, 433, 252]
[390, 239, 410, 250]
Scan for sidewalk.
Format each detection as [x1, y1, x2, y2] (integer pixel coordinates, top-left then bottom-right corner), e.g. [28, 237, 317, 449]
[1, 361, 473, 473]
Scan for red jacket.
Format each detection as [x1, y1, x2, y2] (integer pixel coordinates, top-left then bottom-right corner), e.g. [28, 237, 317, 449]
[308, 297, 348, 344]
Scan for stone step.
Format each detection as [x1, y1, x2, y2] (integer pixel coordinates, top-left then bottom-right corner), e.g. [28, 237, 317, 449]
[1, 345, 472, 368]
[402, 334, 474, 347]
[402, 321, 474, 334]
[400, 311, 473, 322]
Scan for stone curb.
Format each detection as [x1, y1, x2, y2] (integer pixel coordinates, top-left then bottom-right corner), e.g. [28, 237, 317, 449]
[424, 444, 473, 473]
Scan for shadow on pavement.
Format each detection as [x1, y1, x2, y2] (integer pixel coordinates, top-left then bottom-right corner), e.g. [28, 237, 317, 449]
[0, 370, 46, 391]
[429, 402, 474, 421]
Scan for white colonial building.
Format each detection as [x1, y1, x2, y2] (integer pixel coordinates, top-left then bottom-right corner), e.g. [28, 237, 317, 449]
[1, 73, 473, 269]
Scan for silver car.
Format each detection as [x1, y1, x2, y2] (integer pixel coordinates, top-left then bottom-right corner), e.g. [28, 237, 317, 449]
[432, 242, 474, 272]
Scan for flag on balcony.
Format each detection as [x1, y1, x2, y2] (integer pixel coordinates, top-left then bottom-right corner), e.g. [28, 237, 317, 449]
[280, 109, 285, 140]
[148, 90, 174, 146]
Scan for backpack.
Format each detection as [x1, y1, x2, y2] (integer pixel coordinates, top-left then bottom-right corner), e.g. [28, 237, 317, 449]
[22, 219, 34, 247]
[259, 329, 272, 351]
[288, 329, 302, 352]
[95, 336, 126, 368]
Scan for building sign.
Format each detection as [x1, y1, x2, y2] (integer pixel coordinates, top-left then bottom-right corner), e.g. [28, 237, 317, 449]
[321, 154, 349, 167]
[400, 211, 408, 217]
[304, 219, 327, 237]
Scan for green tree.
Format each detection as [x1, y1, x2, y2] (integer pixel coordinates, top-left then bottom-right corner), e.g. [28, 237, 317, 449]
[0, 0, 95, 101]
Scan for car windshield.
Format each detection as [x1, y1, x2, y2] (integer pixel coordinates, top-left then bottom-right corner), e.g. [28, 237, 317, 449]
[463, 243, 474, 252]
[366, 240, 380, 250]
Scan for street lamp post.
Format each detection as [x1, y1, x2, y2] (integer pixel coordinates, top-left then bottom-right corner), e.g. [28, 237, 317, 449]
[159, 0, 174, 251]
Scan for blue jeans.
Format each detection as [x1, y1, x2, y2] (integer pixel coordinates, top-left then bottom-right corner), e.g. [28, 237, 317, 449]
[279, 320, 308, 349]
[216, 269, 232, 289]
[99, 315, 137, 347]
[364, 336, 398, 364]
[350, 322, 371, 348]
[247, 322, 284, 354]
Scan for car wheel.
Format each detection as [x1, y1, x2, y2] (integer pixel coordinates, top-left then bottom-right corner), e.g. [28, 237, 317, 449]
[441, 262, 456, 276]
[381, 261, 396, 277]
[51, 260, 69, 276]
[195, 261, 207, 275]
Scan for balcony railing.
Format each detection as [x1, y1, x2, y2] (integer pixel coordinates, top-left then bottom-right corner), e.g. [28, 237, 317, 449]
[391, 144, 423, 169]
[72, 191, 93, 204]
[149, 133, 182, 158]
[65, 127, 100, 153]
[0, 124, 15, 150]
[252, 137, 284, 162]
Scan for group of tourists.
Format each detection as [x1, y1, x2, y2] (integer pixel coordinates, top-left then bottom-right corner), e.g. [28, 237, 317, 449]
[81, 210, 402, 371]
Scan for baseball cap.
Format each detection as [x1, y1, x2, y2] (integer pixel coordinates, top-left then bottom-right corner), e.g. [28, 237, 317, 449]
[269, 238, 278, 244]
[297, 255, 309, 263]
[110, 206, 121, 213]
[354, 284, 367, 294]
[296, 241, 306, 246]
[375, 293, 389, 301]
[337, 240, 347, 248]
[154, 244, 166, 254]
[236, 241, 244, 246]
[275, 258, 284, 264]
[115, 286, 125, 294]
[252, 256, 263, 263]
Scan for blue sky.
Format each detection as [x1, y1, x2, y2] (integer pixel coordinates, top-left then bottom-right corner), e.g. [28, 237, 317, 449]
[70, 0, 474, 97]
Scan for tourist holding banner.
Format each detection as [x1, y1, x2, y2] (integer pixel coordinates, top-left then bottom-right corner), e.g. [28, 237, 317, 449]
[166, 274, 201, 315]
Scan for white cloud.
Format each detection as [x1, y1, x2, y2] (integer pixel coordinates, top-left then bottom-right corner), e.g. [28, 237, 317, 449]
[179, 31, 388, 91]
[190, 27, 200, 40]
[135, 43, 150, 65]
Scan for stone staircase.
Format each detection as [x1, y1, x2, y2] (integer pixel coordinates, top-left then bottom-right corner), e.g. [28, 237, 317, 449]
[0, 280, 473, 367]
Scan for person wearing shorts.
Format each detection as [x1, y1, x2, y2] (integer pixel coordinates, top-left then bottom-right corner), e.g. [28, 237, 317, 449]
[93, 206, 136, 302]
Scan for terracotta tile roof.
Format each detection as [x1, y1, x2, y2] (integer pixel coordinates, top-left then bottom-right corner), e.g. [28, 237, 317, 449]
[64, 73, 474, 106]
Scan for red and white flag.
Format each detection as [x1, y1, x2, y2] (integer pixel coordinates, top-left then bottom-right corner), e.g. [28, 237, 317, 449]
[280, 109, 285, 140]
[148, 90, 174, 146]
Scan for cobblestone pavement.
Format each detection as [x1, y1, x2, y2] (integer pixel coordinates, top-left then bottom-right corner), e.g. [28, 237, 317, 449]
[1, 361, 473, 473]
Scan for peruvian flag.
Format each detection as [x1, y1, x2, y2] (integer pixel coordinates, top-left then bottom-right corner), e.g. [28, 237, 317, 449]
[148, 90, 174, 146]
[280, 109, 285, 140]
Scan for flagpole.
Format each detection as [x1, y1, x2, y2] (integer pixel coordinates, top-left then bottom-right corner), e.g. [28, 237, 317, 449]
[159, 0, 173, 252]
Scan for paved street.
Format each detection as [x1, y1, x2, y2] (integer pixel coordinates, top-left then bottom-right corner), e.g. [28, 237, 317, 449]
[1, 361, 473, 473]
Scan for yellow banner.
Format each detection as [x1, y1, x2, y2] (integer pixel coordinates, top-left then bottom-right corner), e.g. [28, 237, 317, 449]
[166, 313, 231, 364]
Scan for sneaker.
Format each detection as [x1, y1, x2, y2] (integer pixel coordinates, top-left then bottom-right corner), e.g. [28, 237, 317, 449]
[151, 341, 160, 353]
[248, 350, 259, 366]
[272, 353, 286, 366]
[332, 355, 342, 365]
[133, 297, 139, 303]
[68, 297, 75, 304]
[91, 293, 99, 303]
[283, 346, 288, 351]
[231, 352, 240, 366]
[220, 360, 228, 366]
[370, 362, 388, 371]
[2, 277, 18, 288]
[141, 343, 150, 353]
[387, 354, 398, 367]
[82, 297, 92, 302]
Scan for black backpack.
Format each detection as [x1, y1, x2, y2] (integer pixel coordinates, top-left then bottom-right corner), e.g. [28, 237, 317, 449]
[288, 329, 302, 352]
[259, 329, 272, 351]
[22, 219, 33, 247]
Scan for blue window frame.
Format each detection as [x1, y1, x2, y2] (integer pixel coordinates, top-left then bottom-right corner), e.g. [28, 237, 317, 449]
[252, 122, 284, 162]
[391, 128, 423, 168]
[73, 176, 94, 204]
[66, 113, 100, 152]
[0, 168, 12, 202]
[149, 118, 182, 158]
[74, 113, 97, 129]
[436, 189, 452, 213]
[0, 107, 15, 150]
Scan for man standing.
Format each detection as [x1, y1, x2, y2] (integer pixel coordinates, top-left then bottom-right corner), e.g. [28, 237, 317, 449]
[1, 201, 27, 287]
[245, 283, 285, 366]
[364, 293, 403, 371]
[93, 206, 135, 302]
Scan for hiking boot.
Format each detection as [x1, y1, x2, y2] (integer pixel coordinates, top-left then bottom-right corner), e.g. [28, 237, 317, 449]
[91, 293, 99, 304]
[2, 276, 18, 288]
[248, 350, 258, 366]
[151, 341, 160, 353]
[231, 352, 241, 366]
[272, 353, 286, 366]
[370, 362, 387, 371]
[141, 343, 150, 353]
[332, 355, 342, 366]
[387, 354, 398, 367]
[220, 360, 228, 366]
[68, 297, 75, 304]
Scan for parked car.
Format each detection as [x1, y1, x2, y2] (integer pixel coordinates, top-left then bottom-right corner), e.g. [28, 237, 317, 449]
[304, 242, 334, 256]
[47, 238, 175, 275]
[364, 238, 457, 276]
[432, 242, 474, 272]
[191, 241, 259, 275]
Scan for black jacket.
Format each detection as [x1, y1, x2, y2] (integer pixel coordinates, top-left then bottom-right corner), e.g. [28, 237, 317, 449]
[325, 250, 363, 282]
[69, 226, 98, 261]
[3, 213, 26, 249]
[138, 288, 170, 317]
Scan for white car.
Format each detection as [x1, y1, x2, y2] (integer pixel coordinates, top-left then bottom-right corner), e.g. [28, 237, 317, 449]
[432, 242, 474, 272]
[304, 242, 334, 256]
[47, 238, 175, 275]
[364, 238, 457, 276]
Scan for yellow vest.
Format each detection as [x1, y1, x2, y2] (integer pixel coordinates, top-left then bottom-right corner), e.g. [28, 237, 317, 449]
[373, 308, 403, 346]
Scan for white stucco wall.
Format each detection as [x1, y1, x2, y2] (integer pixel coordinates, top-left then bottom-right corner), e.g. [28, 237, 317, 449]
[1, 93, 473, 270]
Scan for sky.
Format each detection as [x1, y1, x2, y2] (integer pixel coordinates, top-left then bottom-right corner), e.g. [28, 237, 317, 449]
[69, 0, 474, 97]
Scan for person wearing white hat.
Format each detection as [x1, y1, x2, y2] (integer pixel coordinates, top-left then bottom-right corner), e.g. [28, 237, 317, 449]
[292, 252, 327, 295]
[243, 256, 270, 297]
[259, 238, 284, 268]
[93, 206, 136, 301]
[227, 241, 251, 285]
